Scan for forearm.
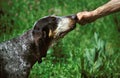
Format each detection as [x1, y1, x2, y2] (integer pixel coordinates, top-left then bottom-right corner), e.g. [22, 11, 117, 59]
[93, 0, 120, 19]
[77, 0, 120, 25]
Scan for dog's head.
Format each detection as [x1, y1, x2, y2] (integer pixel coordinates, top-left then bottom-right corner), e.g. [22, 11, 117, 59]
[32, 15, 77, 62]
[32, 15, 77, 44]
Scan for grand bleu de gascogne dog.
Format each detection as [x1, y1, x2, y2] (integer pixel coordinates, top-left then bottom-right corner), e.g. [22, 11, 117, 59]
[0, 15, 77, 78]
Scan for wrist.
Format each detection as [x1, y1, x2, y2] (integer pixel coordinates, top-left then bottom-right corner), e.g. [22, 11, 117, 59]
[92, 6, 105, 19]
[89, 10, 99, 21]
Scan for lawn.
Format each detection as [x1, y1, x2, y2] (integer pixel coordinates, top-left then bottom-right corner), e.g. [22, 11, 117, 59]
[0, 0, 120, 78]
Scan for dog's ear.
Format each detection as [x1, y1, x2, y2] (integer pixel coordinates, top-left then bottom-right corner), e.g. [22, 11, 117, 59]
[32, 24, 47, 46]
[32, 23, 48, 63]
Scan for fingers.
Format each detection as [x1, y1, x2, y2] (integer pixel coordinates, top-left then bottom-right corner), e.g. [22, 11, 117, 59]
[77, 11, 89, 25]
[76, 12, 86, 25]
[77, 12, 84, 20]
[76, 11, 95, 25]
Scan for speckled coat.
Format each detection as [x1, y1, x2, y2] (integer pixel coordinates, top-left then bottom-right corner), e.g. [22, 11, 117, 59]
[0, 30, 38, 78]
[0, 15, 76, 78]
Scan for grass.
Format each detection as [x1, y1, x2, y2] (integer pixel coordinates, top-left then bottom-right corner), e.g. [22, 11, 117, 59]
[0, 0, 120, 78]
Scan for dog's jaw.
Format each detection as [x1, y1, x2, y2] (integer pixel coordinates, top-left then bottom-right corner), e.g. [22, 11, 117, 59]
[53, 16, 76, 39]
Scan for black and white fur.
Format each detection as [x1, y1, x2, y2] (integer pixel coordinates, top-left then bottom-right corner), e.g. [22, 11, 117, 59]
[0, 15, 77, 78]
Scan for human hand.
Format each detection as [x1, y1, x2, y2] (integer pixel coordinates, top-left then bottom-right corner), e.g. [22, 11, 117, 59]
[77, 0, 120, 25]
[77, 11, 97, 25]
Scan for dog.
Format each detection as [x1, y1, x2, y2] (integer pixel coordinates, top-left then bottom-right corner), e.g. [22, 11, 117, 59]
[0, 15, 77, 78]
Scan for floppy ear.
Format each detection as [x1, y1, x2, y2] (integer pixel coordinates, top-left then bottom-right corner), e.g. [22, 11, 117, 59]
[32, 24, 49, 63]
[32, 25, 47, 46]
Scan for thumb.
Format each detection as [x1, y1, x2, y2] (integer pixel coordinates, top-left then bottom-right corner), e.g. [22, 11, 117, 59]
[77, 12, 84, 20]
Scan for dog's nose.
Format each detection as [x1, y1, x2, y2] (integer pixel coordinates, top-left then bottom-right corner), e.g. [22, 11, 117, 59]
[65, 14, 77, 22]
[71, 15, 77, 20]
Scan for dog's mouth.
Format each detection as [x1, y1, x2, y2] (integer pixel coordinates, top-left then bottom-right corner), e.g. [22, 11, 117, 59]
[54, 24, 76, 40]
[59, 24, 76, 38]
[53, 14, 77, 40]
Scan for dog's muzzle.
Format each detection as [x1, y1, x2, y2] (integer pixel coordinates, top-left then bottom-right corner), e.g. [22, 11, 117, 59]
[65, 14, 77, 30]
[54, 14, 77, 39]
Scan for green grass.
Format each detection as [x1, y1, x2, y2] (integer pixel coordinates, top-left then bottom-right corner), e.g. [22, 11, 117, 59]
[0, 0, 120, 78]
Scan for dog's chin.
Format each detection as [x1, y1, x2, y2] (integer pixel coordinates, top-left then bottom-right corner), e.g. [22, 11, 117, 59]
[54, 24, 76, 40]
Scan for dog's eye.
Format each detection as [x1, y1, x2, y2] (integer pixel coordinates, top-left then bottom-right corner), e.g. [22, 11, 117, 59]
[37, 28, 40, 30]
[35, 27, 40, 30]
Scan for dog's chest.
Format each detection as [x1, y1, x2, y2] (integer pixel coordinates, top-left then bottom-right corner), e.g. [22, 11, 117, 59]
[0, 40, 32, 78]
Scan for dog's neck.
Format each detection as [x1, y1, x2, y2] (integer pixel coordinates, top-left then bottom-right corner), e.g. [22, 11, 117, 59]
[19, 30, 52, 65]
[0, 30, 52, 78]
